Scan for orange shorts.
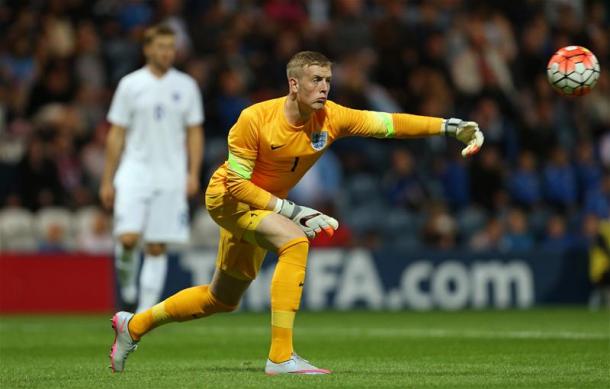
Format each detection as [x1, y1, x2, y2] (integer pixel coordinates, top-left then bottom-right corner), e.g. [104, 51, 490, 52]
[205, 193, 274, 281]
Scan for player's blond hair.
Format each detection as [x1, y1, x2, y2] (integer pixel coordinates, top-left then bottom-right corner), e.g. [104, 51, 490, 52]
[286, 51, 332, 79]
[143, 24, 175, 46]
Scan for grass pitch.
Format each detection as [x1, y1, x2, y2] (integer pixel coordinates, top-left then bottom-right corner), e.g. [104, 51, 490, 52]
[1, 308, 608, 388]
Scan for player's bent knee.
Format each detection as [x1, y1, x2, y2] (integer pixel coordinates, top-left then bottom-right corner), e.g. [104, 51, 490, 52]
[145, 243, 166, 256]
[255, 213, 306, 251]
[279, 216, 306, 239]
[119, 234, 139, 250]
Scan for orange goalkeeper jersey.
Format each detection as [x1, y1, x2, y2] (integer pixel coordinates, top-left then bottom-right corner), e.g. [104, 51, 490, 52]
[206, 97, 443, 210]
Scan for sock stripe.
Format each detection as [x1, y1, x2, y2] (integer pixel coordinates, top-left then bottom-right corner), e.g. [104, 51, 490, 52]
[272, 311, 296, 329]
[151, 302, 171, 325]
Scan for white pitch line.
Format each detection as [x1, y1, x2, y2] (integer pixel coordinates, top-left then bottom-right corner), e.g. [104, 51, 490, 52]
[4, 322, 608, 340]
[177, 326, 609, 340]
[328, 328, 610, 340]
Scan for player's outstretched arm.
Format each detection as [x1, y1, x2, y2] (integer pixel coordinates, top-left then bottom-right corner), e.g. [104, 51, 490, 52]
[273, 199, 339, 239]
[331, 103, 484, 158]
[440, 118, 485, 158]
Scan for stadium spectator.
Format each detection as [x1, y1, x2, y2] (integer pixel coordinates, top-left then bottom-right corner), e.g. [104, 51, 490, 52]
[469, 97, 518, 161]
[76, 209, 113, 254]
[264, 0, 308, 27]
[117, 1, 153, 33]
[508, 150, 542, 209]
[81, 123, 109, 194]
[26, 60, 77, 117]
[74, 21, 106, 89]
[583, 174, 610, 219]
[158, 0, 192, 61]
[371, 1, 412, 95]
[541, 214, 575, 251]
[382, 147, 427, 210]
[517, 14, 550, 88]
[469, 146, 505, 211]
[38, 222, 68, 253]
[16, 137, 64, 211]
[216, 68, 251, 132]
[502, 208, 535, 251]
[434, 150, 471, 210]
[0, 33, 36, 115]
[100, 19, 141, 85]
[574, 140, 603, 200]
[542, 147, 578, 211]
[600, 131, 610, 169]
[469, 217, 505, 252]
[449, 15, 514, 96]
[53, 133, 85, 205]
[327, 0, 372, 59]
[576, 213, 601, 251]
[422, 202, 457, 250]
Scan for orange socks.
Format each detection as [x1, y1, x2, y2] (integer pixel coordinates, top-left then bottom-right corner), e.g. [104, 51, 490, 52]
[268, 237, 309, 363]
[127, 235, 310, 364]
[128, 285, 236, 340]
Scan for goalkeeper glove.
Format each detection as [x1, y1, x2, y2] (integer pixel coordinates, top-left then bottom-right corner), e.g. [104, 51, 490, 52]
[274, 199, 339, 239]
[442, 118, 484, 158]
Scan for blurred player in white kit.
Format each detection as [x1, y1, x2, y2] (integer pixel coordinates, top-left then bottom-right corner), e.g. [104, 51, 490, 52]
[100, 24, 204, 312]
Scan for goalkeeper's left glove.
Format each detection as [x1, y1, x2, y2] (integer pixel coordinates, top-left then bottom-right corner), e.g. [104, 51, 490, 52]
[274, 199, 339, 239]
[442, 118, 484, 158]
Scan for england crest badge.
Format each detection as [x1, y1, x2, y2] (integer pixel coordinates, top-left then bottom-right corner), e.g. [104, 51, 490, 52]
[311, 131, 328, 151]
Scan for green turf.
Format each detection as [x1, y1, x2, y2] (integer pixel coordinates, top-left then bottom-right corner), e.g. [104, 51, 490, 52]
[1, 308, 608, 388]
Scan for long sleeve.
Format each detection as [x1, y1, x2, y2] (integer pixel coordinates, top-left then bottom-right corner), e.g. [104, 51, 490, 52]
[330, 102, 443, 139]
[224, 109, 273, 210]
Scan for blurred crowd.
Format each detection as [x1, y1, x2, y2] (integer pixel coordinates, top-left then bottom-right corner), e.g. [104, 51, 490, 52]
[0, 0, 608, 253]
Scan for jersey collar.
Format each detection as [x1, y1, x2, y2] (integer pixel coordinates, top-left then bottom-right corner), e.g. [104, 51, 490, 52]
[145, 65, 175, 81]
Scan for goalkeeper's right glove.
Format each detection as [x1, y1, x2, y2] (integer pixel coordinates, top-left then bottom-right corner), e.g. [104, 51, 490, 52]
[442, 118, 484, 158]
[274, 199, 339, 239]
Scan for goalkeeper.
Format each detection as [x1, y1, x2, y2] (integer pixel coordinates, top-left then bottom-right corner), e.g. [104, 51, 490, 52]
[109, 51, 484, 375]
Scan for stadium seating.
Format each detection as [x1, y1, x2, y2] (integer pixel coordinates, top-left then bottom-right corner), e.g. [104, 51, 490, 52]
[0, 207, 37, 251]
[34, 207, 74, 250]
[73, 206, 102, 236]
[456, 206, 488, 239]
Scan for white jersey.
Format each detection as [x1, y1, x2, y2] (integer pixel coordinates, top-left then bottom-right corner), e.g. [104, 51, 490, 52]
[107, 66, 204, 190]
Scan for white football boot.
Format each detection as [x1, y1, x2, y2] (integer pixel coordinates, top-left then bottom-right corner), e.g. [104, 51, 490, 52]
[109, 311, 138, 373]
[265, 353, 331, 375]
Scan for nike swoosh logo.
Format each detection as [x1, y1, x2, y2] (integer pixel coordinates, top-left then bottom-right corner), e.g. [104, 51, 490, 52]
[298, 282, 304, 287]
[271, 144, 285, 150]
[299, 213, 321, 227]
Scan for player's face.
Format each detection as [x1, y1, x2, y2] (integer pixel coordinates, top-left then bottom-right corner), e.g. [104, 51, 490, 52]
[145, 35, 176, 72]
[295, 65, 332, 110]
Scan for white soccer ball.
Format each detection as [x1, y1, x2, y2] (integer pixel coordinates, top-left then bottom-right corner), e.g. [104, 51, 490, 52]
[547, 45, 600, 96]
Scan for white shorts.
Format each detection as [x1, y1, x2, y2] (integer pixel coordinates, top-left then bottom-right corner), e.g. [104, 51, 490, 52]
[113, 185, 189, 243]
